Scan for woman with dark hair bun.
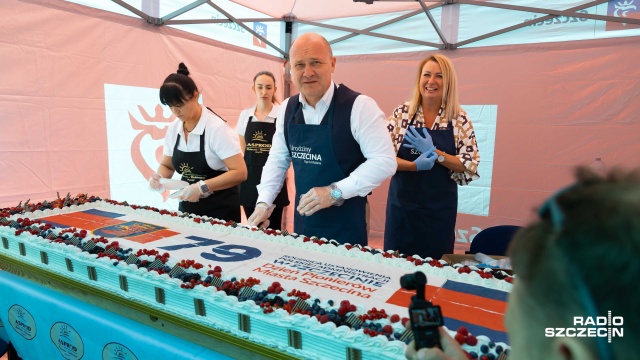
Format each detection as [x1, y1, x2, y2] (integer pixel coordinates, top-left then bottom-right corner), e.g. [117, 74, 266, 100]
[236, 71, 289, 230]
[149, 63, 247, 221]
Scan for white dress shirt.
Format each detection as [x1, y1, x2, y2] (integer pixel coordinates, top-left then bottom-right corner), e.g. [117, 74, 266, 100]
[256, 82, 397, 205]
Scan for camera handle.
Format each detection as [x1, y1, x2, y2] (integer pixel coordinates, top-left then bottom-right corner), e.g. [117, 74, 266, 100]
[409, 298, 442, 350]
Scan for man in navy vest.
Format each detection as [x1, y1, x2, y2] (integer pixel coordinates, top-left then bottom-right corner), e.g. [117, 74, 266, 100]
[248, 33, 396, 246]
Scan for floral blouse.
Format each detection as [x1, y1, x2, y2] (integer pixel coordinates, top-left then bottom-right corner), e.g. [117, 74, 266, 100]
[386, 102, 480, 185]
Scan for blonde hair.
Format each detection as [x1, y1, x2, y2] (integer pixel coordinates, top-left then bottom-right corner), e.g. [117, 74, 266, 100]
[407, 54, 461, 122]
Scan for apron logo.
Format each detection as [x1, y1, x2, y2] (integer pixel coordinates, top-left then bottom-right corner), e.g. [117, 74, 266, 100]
[247, 130, 272, 154]
[290, 145, 322, 165]
[251, 130, 267, 142]
[179, 162, 205, 182]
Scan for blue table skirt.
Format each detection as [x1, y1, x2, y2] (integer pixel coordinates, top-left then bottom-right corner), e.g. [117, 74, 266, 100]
[0, 271, 232, 360]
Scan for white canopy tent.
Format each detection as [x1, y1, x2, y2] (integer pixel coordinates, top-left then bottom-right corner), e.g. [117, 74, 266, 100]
[71, 0, 640, 57]
[2, 0, 639, 249]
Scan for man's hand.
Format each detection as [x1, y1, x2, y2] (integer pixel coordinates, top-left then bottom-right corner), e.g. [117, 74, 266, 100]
[248, 202, 275, 228]
[297, 186, 336, 216]
[148, 173, 164, 192]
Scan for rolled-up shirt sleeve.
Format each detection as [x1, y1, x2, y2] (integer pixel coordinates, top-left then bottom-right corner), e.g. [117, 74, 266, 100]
[335, 95, 397, 199]
[256, 98, 291, 206]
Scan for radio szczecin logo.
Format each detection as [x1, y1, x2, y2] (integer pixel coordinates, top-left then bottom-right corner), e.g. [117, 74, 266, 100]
[545, 311, 623, 342]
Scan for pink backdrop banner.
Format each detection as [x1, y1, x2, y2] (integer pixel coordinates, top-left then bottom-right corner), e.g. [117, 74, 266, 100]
[2, 0, 640, 252]
[0, 0, 283, 208]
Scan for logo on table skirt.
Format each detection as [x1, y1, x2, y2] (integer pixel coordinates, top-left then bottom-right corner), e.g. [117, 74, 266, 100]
[94, 221, 166, 238]
[290, 145, 323, 165]
[50, 322, 84, 359]
[8, 304, 36, 340]
[606, 0, 640, 31]
[103, 342, 138, 360]
[545, 311, 624, 342]
[253, 22, 267, 48]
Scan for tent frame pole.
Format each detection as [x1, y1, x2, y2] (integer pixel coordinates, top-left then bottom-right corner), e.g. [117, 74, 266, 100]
[454, 0, 610, 48]
[110, 0, 640, 55]
[418, 1, 450, 49]
[205, 1, 287, 57]
[459, 0, 640, 26]
[161, 0, 208, 23]
[296, 19, 441, 48]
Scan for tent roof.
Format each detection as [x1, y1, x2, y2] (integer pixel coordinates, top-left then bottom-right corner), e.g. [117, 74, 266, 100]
[70, 1, 640, 57]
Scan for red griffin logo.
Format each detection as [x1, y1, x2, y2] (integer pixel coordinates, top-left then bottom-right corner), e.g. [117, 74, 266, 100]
[129, 104, 175, 200]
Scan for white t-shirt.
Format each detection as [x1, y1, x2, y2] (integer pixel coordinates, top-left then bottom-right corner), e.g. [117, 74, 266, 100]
[164, 105, 241, 171]
[235, 104, 280, 136]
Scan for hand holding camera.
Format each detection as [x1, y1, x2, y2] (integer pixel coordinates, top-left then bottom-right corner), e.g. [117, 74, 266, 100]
[401, 272, 468, 360]
[401, 271, 443, 350]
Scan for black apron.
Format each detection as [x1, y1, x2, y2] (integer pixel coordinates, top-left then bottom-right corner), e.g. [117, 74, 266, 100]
[171, 129, 241, 222]
[284, 85, 367, 246]
[384, 113, 457, 259]
[240, 116, 289, 208]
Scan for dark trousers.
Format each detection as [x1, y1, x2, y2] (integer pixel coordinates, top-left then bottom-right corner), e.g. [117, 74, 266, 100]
[243, 206, 284, 231]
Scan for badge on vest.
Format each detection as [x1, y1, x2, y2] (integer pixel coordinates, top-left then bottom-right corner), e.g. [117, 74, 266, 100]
[290, 145, 323, 165]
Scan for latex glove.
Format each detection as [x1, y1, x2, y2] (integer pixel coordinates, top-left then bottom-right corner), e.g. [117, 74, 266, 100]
[179, 183, 203, 202]
[248, 202, 275, 228]
[404, 325, 468, 360]
[403, 126, 435, 155]
[148, 173, 164, 192]
[415, 152, 438, 171]
[297, 186, 335, 216]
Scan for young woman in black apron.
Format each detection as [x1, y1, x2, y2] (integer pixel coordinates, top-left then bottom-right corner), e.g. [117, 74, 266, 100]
[149, 63, 247, 221]
[236, 71, 289, 230]
[384, 54, 480, 259]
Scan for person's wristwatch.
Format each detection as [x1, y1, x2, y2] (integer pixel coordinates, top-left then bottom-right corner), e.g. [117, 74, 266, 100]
[437, 151, 446, 163]
[198, 180, 210, 194]
[329, 183, 345, 206]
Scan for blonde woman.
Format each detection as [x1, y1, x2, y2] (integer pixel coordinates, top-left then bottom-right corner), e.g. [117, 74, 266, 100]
[384, 54, 480, 259]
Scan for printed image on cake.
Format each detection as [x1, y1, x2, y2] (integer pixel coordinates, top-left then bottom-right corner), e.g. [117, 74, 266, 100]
[0, 195, 513, 359]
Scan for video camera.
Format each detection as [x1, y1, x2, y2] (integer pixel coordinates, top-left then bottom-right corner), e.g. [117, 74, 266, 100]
[400, 271, 443, 350]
